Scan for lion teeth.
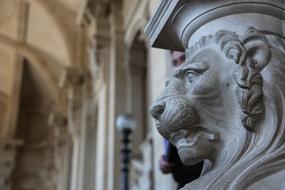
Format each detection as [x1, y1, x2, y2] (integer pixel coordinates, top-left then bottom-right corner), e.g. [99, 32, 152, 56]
[179, 129, 190, 137]
[169, 129, 191, 144]
[176, 138, 195, 147]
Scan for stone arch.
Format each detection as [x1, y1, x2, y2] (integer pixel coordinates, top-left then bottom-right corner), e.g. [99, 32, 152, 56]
[0, 0, 76, 111]
[124, 0, 149, 50]
[125, 20, 147, 51]
[0, 35, 65, 106]
[0, 36, 70, 140]
[11, 58, 60, 190]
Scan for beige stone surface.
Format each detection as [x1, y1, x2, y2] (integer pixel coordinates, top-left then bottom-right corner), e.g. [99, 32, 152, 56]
[0, 44, 17, 96]
[57, 0, 84, 13]
[26, 2, 70, 67]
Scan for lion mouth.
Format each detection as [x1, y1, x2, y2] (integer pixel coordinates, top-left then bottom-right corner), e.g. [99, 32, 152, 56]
[175, 130, 209, 149]
[171, 128, 208, 148]
[155, 120, 216, 149]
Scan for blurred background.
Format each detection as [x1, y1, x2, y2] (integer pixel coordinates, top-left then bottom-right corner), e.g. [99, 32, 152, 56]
[0, 0, 186, 190]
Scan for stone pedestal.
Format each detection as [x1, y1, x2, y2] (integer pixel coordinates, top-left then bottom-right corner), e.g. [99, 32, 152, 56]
[146, 0, 285, 189]
[0, 140, 21, 190]
[130, 137, 153, 190]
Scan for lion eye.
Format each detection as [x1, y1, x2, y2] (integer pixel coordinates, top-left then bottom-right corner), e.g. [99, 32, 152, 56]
[186, 70, 199, 83]
[165, 79, 170, 87]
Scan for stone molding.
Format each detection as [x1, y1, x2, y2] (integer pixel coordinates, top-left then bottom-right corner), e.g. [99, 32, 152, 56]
[144, 0, 181, 49]
[145, 0, 285, 50]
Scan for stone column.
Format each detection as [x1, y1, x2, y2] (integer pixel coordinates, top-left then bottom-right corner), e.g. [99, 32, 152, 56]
[108, 2, 129, 190]
[61, 68, 87, 190]
[128, 50, 147, 157]
[0, 140, 21, 190]
[146, 1, 285, 190]
[87, 2, 114, 189]
[94, 40, 115, 190]
[91, 31, 112, 190]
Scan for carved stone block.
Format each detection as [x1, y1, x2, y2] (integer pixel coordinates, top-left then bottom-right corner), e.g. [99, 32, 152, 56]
[146, 1, 285, 189]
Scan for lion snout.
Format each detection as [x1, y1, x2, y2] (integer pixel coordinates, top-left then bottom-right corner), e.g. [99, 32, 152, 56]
[150, 97, 200, 134]
[150, 102, 165, 119]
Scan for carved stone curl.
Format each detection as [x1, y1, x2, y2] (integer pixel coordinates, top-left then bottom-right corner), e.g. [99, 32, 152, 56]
[150, 28, 285, 189]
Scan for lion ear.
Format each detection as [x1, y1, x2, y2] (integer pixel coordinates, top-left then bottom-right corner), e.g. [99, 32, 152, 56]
[243, 36, 271, 70]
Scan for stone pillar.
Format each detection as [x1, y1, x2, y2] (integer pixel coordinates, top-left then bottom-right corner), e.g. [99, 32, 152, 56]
[87, 2, 114, 190]
[0, 140, 21, 190]
[108, 2, 129, 190]
[82, 99, 97, 190]
[128, 49, 147, 157]
[92, 34, 112, 190]
[146, 1, 285, 189]
[61, 68, 87, 190]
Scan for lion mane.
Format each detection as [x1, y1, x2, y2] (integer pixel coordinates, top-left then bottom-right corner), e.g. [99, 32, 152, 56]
[184, 27, 285, 189]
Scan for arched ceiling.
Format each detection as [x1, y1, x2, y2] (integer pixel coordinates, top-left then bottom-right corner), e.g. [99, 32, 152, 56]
[0, 0, 87, 138]
[0, 1, 20, 97]
[0, 0, 86, 96]
[57, 0, 85, 13]
[26, 1, 71, 68]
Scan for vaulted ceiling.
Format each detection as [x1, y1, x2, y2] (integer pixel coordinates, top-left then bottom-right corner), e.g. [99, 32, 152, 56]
[0, 0, 87, 138]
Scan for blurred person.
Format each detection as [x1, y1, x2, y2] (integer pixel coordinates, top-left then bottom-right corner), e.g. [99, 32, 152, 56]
[159, 140, 203, 189]
[171, 51, 186, 66]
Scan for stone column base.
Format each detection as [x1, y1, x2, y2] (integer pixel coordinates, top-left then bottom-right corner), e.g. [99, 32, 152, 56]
[0, 140, 22, 190]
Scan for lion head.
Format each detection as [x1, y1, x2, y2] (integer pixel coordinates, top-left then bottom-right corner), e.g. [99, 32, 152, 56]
[150, 27, 285, 189]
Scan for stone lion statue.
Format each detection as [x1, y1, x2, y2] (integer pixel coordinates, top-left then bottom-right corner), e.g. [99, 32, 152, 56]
[150, 27, 285, 190]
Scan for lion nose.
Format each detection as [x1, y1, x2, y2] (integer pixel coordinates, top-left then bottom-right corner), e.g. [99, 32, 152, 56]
[150, 103, 165, 119]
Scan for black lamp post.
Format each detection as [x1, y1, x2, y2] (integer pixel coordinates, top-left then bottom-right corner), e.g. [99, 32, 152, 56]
[116, 113, 137, 190]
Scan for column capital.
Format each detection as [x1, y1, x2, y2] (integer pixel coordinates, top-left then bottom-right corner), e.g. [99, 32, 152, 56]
[59, 68, 90, 107]
[59, 68, 86, 89]
[87, 0, 111, 49]
[58, 68, 88, 138]
[145, 0, 285, 51]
